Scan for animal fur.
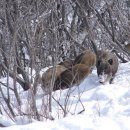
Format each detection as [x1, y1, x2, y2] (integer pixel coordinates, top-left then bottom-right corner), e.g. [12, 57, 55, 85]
[125, 43, 130, 52]
[42, 65, 67, 92]
[96, 50, 119, 84]
[54, 64, 91, 91]
[58, 59, 74, 69]
[73, 50, 96, 72]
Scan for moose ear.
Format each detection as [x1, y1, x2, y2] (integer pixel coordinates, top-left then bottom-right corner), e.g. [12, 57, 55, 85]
[108, 59, 113, 65]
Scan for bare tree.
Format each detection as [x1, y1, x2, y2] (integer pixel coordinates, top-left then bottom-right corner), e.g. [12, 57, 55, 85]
[0, 0, 130, 125]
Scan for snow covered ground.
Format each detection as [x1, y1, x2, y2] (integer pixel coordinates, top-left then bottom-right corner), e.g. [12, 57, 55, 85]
[1, 62, 130, 130]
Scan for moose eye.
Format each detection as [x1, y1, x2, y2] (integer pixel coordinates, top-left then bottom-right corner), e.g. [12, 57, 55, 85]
[97, 60, 101, 66]
[108, 59, 113, 65]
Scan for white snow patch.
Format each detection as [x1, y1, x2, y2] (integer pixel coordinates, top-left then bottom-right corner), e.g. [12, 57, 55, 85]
[1, 62, 130, 129]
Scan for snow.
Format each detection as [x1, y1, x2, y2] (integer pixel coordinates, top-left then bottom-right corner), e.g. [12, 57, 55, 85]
[0, 114, 15, 127]
[1, 62, 130, 129]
